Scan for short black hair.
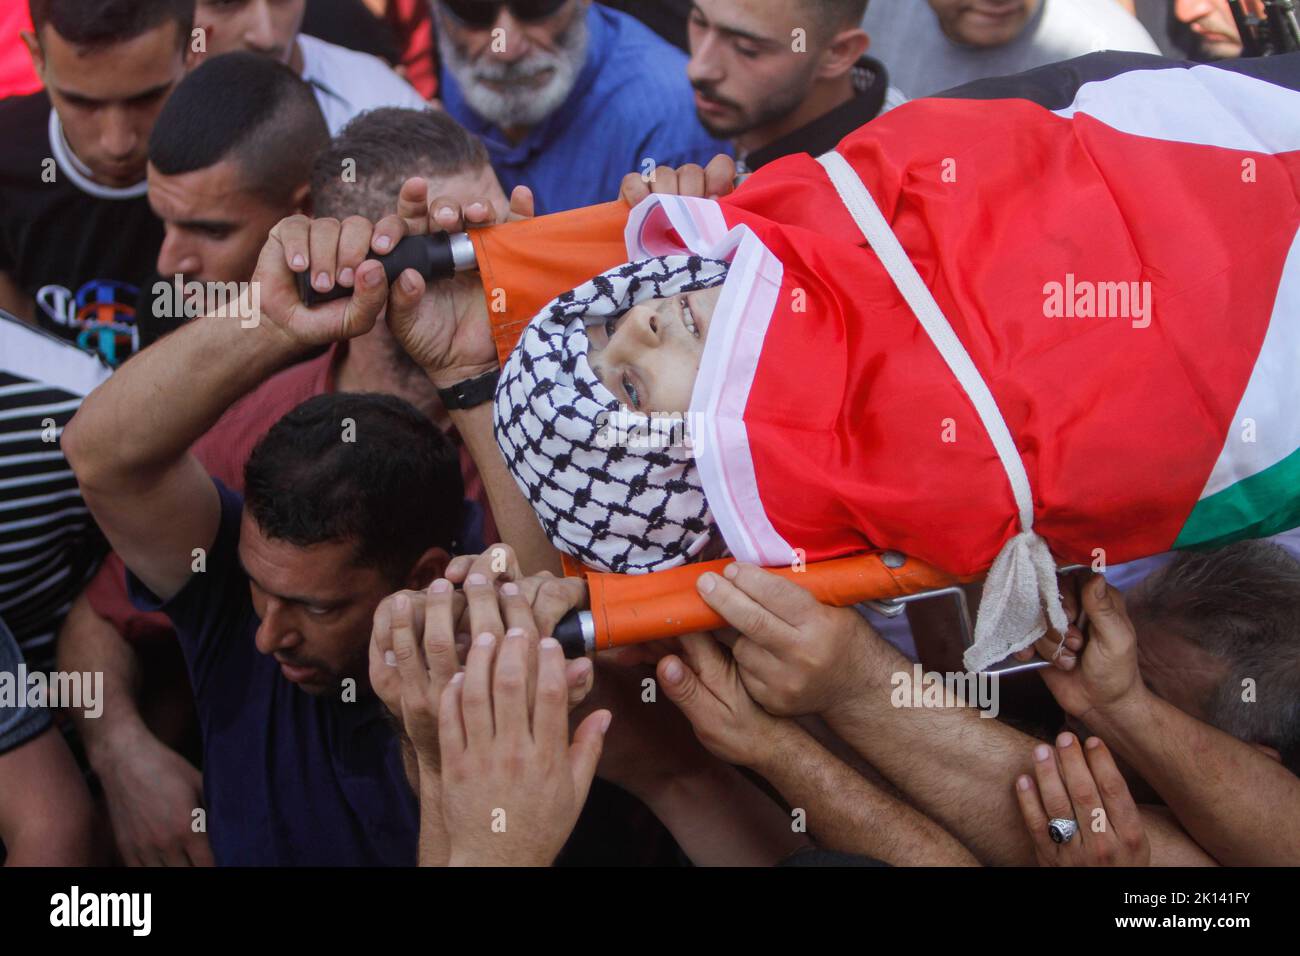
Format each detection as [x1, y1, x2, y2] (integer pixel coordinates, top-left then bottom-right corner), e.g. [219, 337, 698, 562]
[30, 0, 194, 50]
[311, 107, 490, 222]
[149, 52, 329, 208]
[799, 0, 868, 38]
[244, 393, 464, 583]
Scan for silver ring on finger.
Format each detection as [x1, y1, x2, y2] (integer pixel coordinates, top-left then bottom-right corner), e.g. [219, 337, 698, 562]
[1048, 817, 1079, 844]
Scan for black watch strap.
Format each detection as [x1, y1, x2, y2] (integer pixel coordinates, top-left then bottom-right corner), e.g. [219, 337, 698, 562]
[437, 368, 501, 410]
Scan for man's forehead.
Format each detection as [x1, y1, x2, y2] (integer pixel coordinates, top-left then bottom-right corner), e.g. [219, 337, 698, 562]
[238, 513, 375, 600]
[40, 22, 185, 101]
[148, 160, 262, 223]
[692, 0, 794, 44]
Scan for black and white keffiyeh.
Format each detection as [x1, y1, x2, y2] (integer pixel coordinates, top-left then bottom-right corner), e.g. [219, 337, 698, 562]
[494, 255, 729, 573]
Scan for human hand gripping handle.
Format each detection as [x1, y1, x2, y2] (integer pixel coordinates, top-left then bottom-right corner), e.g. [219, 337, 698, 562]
[256, 214, 421, 347]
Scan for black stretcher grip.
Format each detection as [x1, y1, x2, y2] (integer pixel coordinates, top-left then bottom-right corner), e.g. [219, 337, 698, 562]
[297, 231, 477, 306]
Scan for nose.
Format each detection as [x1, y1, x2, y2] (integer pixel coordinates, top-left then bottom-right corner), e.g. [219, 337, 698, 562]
[616, 305, 662, 351]
[686, 34, 724, 87]
[155, 228, 200, 280]
[254, 598, 301, 657]
[1173, 0, 1212, 23]
[484, 10, 533, 64]
[100, 108, 138, 164]
[242, 1, 279, 54]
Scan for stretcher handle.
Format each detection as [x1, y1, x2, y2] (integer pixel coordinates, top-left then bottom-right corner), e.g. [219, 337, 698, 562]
[297, 232, 477, 306]
[553, 551, 962, 657]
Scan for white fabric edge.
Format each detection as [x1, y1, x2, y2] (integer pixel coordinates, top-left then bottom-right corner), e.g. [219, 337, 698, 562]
[624, 194, 795, 564]
[1050, 62, 1300, 153]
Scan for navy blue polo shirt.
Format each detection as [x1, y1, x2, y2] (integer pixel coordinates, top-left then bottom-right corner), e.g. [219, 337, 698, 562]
[441, 4, 730, 214]
[128, 479, 418, 866]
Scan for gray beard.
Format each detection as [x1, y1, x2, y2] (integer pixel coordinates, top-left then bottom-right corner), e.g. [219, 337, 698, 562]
[439, 15, 588, 130]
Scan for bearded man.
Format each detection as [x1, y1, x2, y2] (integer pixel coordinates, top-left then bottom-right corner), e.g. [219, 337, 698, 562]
[434, 0, 728, 213]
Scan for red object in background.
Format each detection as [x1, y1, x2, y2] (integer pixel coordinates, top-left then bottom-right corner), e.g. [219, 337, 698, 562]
[1, 5, 41, 99]
[385, 0, 436, 100]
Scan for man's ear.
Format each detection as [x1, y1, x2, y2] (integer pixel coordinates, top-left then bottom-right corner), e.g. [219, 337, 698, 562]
[405, 547, 451, 590]
[291, 182, 312, 216]
[21, 30, 44, 79]
[816, 27, 870, 82]
[1251, 742, 1283, 764]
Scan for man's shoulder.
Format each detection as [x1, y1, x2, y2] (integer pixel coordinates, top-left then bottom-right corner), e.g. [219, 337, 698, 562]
[192, 347, 334, 487]
[1039, 0, 1160, 54]
[0, 91, 51, 178]
[585, 7, 711, 139]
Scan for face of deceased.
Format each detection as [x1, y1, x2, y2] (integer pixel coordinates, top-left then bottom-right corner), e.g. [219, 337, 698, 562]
[586, 285, 723, 415]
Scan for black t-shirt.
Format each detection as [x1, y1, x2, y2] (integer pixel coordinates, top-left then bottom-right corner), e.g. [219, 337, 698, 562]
[0, 91, 163, 367]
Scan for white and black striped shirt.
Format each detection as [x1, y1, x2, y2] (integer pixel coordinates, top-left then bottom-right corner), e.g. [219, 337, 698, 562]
[0, 312, 110, 670]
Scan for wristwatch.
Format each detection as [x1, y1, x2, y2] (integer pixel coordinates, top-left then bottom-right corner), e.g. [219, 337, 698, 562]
[436, 368, 501, 410]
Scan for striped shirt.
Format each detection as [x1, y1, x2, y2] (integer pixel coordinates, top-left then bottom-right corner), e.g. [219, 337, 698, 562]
[0, 311, 110, 670]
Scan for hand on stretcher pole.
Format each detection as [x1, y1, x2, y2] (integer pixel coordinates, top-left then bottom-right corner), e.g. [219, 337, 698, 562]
[550, 551, 968, 659]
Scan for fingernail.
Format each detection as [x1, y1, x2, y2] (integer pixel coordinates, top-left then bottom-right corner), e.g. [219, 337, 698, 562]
[662, 659, 683, 683]
[400, 269, 418, 293]
[598, 711, 612, 732]
[697, 573, 716, 594]
[723, 562, 740, 580]
[540, 637, 560, 651]
[570, 654, 590, 674]
[468, 202, 484, 215]
[1085, 736, 1102, 749]
[475, 632, 495, 647]
[362, 263, 382, 287]
[338, 267, 354, 287]
[1057, 733, 1074, 748]
[450, 672, 464, 685]
[467, 573, 487, 586]
[394, 593, 409, 614]
[384, 650, 397, 667]
[374, 234, 392, 252]
[314, 271, 330, 291]
[1016, 775, 1032, 791]
[1034, 744, 1052, 762]
[291, 254, 306, 270]
[505, 627, 525, 640]
[501, 581, 519, 596]
[438, 206, 454, 220]
[430, 578, 451, 594]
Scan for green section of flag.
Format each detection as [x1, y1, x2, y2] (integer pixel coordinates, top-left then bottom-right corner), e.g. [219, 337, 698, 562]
[1175, 446, 1300, 551]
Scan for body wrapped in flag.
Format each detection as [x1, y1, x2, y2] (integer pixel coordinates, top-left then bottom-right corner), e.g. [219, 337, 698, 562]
[490, 51, 1300, 669]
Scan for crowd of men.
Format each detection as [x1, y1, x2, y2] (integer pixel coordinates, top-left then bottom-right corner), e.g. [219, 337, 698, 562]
[1, 0, 1297, 868]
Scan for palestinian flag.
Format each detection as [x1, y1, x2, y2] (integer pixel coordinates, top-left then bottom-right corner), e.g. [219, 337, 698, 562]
[617, 52, 1300, 666]
[475, 52, 1300, 666]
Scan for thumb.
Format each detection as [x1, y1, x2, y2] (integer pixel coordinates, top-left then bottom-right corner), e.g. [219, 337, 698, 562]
[657, 653, 716, 726]
[384, 267, 426, 343]
[508, 184, 535, 221]
[1081, 574, 1135, 652]
[568, 709, 610, 806]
